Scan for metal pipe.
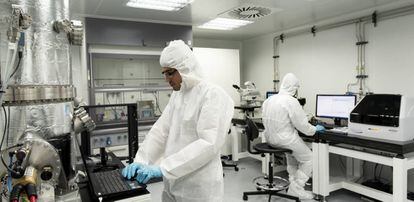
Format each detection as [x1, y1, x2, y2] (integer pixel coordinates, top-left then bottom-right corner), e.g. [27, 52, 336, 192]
[271, 4, 414, 41]
[272, 36, 281, 91]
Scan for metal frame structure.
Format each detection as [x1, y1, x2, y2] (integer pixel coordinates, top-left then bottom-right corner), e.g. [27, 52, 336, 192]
[80, 103, 139, 163]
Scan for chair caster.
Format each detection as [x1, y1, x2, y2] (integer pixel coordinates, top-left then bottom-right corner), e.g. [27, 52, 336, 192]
[243, 194, 248, 201]
[235, 167, 239, 171]
[314, 195, 325, 202]
[256, 187, 262, 191]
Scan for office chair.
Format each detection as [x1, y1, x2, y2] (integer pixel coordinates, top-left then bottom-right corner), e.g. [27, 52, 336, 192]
[242, 117, 300, 202]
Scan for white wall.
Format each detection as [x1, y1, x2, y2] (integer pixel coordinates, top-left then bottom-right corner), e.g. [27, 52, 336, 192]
[242, 13, 414, 192]
[193, 38, 242, 50]
[242, 13, 414, 115]
[193, 47, 240, 104]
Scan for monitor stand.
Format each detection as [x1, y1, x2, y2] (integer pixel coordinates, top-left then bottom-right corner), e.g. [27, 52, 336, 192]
[92, 147, 119, 172]
[334, 118, 342, 127]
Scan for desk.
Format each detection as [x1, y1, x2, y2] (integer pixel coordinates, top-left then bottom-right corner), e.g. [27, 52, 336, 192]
[313, 131, 414, 202]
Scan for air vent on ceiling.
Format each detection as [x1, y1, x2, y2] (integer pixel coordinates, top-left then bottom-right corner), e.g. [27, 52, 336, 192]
[223, 5, 282, 20]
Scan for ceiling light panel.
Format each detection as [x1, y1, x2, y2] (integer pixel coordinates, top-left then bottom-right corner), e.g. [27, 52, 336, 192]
[198, 18, 253, 30]
[126, 0, 193, 11]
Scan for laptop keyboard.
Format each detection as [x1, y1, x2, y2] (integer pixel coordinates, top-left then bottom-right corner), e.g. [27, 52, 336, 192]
[91, 170, 131, 195]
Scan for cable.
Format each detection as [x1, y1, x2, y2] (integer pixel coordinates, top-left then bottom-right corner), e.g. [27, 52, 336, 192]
[1, 106, 7, 151]
[0, 144, 23, 176]
[338, 156, 347, 176]
[6, 106, 10, 149]
[354, 161, 366, 183]
[106, 93, 119, 119]
[378, 164, 385, 183]
[8, 55, 22, 80]
[0, 105, 23, 177]
[152, 92, 162, 114]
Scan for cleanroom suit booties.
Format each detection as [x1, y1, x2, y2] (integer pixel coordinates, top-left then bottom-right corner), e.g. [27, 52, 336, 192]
[133, 40, 234, 202]
[262, 73, 317, 199]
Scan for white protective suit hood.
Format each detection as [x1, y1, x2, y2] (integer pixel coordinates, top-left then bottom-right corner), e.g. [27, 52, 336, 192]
[279, 73, 300, 97]
[159, 40, 203, 90]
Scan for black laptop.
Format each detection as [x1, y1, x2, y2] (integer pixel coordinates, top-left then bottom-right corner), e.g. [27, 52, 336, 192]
[80, 150, 146, 201]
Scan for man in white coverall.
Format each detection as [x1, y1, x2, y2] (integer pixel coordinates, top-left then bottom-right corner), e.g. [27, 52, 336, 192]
[262, 73, 325, 199]
[122, 40, 234, 202]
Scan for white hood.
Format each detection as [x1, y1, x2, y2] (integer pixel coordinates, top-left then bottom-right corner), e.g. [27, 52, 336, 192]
[159, 40, 204, 90]
[279, 73, 300, 96]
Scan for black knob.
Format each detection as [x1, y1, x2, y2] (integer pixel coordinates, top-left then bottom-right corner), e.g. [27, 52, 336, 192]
[41, 166, 53, 181]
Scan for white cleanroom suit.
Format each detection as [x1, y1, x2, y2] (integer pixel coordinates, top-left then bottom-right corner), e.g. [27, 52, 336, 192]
[133, 40, 234, 202]
[262, 73, 320, 199]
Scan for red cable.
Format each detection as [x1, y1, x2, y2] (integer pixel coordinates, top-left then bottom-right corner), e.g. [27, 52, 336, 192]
[29, 195, 37, 202]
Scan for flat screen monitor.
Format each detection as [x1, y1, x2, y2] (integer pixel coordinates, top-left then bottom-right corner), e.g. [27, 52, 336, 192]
[266, 91, 278, 98]
[316, 94, 357, 119]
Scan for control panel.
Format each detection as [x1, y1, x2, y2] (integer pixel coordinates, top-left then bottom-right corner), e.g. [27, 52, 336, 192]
[90, 133, 128, 149]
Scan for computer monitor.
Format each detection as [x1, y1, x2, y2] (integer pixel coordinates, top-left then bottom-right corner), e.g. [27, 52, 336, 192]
[316, 94, 357, 125]
[266, 91, 278, 98]
[81, 103, 139, 163]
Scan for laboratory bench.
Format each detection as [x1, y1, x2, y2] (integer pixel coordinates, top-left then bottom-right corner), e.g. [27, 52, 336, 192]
[230, 118, 414, 201]
[313, 130, 414, 202]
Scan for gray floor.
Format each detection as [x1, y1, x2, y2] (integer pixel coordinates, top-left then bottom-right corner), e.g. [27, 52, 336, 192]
[147, 158, 366, 202]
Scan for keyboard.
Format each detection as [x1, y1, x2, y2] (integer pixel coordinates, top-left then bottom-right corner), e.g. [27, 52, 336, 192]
[90, 169, 136, 196]
[328, 127, 348, 133]
[320, 123, 335, 130]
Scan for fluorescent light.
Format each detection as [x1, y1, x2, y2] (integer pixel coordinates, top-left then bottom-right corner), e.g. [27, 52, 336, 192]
[198, 18, 253, 30]
[126, 0, 193, 11]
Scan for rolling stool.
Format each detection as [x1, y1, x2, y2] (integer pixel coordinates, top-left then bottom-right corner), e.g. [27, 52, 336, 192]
[242, 117, 299, 202]
[222, 128, 239, 172]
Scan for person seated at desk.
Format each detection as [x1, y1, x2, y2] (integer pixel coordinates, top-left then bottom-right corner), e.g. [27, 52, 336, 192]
[122, 40, 234, 202]
[262, 73, 325, 199]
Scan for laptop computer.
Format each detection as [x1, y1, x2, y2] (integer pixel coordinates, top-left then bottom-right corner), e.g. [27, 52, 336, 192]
[79, 148, 147, 201]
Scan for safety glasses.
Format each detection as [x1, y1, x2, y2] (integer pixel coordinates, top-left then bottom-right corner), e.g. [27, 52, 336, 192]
[162, 69, 177, 78]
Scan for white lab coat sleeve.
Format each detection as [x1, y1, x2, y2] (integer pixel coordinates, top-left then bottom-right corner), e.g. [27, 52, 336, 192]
[134, 103, 172, 165]
[288, 100, 316, 136]
[160, 89, 234, 180]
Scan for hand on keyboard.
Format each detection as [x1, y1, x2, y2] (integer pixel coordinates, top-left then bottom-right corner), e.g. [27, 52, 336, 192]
[315, 124, 326, 132]
[135, 165, 162, 184]
[122, 163, 144, 180]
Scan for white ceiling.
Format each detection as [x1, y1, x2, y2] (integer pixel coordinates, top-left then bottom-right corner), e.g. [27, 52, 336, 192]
[70, 0, 414, 41]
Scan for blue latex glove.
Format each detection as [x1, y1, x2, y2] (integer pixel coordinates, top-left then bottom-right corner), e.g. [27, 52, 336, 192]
[122, 163, 144, 180]
[135, 165, 162, 184]
[315, 124, 326, 132]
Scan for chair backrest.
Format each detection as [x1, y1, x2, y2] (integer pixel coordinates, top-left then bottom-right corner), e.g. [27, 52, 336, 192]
[244, 117, 261, 155]
[245, 117, 260, 141]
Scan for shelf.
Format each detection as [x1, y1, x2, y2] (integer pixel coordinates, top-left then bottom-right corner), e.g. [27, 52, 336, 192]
[94, 86, 172, 93]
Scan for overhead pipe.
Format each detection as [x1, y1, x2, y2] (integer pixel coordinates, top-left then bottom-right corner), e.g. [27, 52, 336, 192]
[281, 4, 414, 39]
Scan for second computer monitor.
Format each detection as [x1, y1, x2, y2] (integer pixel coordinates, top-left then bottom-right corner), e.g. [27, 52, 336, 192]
[316, 94, 357, 120]
[266, 91, 278, 99]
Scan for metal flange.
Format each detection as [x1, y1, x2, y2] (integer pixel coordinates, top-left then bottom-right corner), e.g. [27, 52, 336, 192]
[3, 85, 76, 104]
[73, 107, 96, 133]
